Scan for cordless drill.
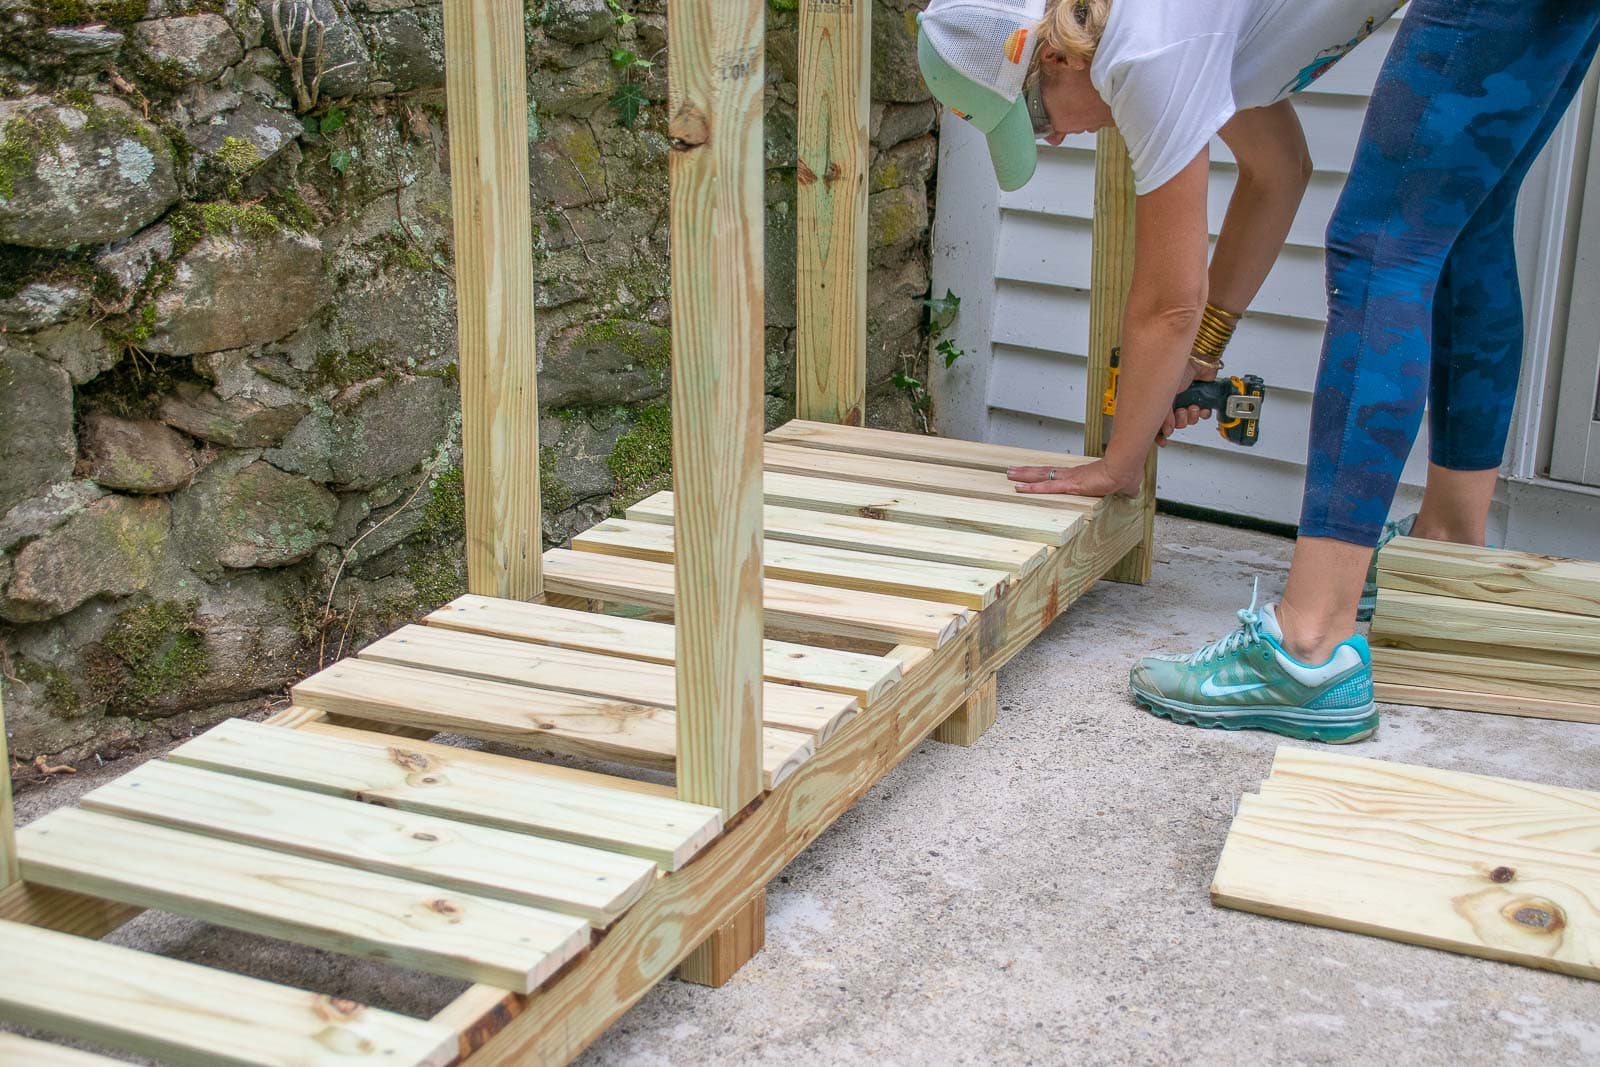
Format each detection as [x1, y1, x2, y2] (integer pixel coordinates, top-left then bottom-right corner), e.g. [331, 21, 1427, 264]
[1100, 348, 1266, 448]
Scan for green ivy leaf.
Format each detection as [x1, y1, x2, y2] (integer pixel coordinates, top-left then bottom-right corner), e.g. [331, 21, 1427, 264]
[922, 287, 961, 335]
[610, 48, 637, 67]
[328, 148, 354, 175]
[319, 107, 346, 134]
[891, 370, 922, 392]
[938, 338, 964, 368]
[609, 81, 647, 129]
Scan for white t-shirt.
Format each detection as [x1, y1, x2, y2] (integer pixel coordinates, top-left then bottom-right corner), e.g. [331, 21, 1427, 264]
[1091, 0, 1404, 194]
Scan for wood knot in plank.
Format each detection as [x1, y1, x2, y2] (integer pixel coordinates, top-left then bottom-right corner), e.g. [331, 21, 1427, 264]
[669, 107, 709, 151]
[856, 505, 889, 520]
[797, 159, 818, 185]
[428, 898, 464, 919]
[1489, 866, 1516, 883]
[313, 997, 365, 1023]
[824, 162, 843, 188]
[1502, 897, 1565, 934]
[412, 831, 439, 842]
[388, 748, 434, 774]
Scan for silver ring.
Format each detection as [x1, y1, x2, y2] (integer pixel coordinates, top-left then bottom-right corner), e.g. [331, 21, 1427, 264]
[1047, 468, 1057, 480]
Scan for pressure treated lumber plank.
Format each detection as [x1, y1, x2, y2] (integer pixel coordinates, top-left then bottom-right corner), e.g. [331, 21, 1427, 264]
[0, 920, 457, 1067]
[763, 470, 1082, 545]
[1211, 795, 1600, 980]
[426, 596, 901, 705]
[359, 625, 857, 742]
[293, 659, 812, 788]
[794, 0, 869, 423]
[16, 808, 591, 993]
[1378, 537, 1600, 618]
[81, 760, 657, 927]
[1371, 588, 1600, 661]
[0, 1035, 129, 1067]
[629, 491, 1047, 575]
[573, 517, 1010, 609]
[1083, 127, 1155, 585]
[667, 0, 767, 819]
[170, 718, 720, 869]
[678, 888, 766, 987]
[543, 549, 968, 648]
[461, 488, 1152, 1066]
[1270, 748, 1600, 817]
[764, 441, 1097, 511]
[444, 0, 540, 600]
[768, 419, 1095, 473]
[1373, 682, 1600, 725]
[933, 672, 998, 747]
[1372, 646, 1600, 704]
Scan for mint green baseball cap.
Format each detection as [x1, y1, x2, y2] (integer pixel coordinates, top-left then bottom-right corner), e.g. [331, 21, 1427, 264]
[916, 0, 1046, 191]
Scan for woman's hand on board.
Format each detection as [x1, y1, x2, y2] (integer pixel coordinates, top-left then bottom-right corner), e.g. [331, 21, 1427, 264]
[1006, 458, 1142, 497]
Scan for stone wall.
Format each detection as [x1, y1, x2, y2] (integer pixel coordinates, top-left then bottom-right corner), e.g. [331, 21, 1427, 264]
[0, 0, 938, 772]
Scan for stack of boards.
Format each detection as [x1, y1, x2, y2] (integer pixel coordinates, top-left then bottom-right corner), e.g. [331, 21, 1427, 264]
[1369, 536, 1600, 724]
[1212, 746, 1600, 980]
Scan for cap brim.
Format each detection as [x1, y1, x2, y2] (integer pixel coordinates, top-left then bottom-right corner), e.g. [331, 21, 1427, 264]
[985, 97, 1038, 192]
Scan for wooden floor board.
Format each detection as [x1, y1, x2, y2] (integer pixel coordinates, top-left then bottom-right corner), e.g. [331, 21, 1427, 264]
[762, 470, 1082, 545]
[1371, 589, 1600, 661]
[542, 549, 969, 648]
[81, 759, 658, 926]
[292, 658, 813, 788]
[359, 624, 857, 741]
[168, 718, 720, 869]
[425, 596, 901, 705]
[0, 919, 458, 1067]
[628, 491, 1048, 575]
[767, 419, 1097, 473]
[16, 808, 592, 993]
[1378, 537, 1600, 618]
[764, 441, 1097, 512]
[572, 516, 1009, 609]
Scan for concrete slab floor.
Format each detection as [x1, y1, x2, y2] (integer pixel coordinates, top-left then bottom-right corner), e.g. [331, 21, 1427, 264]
[7, 515, 1599, 1065]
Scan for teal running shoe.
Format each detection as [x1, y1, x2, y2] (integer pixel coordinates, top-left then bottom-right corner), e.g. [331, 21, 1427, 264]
[1129, 584, 1379, 744]
[1357, 513, 1415, 622]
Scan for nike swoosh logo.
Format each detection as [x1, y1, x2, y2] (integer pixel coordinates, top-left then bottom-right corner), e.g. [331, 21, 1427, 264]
[1200, 675, 1271, 698]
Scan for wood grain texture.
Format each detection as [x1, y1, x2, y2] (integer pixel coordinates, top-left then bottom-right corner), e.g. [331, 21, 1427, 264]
[358, 624, 858, 742]
[443, 0, 540, 599]
[0, 919, 458, 1067]
[794, 0, 868, 424]
[1371, 588, 1600, 661]
[667, 0, 767, 819]
[0, 1034, 131, 1067]
[171, 718, 720, 869]
[768, 419, 1095, 473]
[426, 596, 902, 705]
[1372, 646, 1600, 704]
[81, 759, 658, 926]
[17, 807, 592, 993]
[628, 491, 1047, 575]
[764, 442, 1098, 511]
[1082, 128, 1155, 585]
[543, 548, 969, 648]
[1212, 794, 1600, 980]
[0, 688, 14, 891]
[291, 658, 812, 788]
[1374, 682, 1600, 724]
[678, 888, 766, 987]
[574, 516, 1010, 608]
[1378, 536, 1600, 618]
[761, 470, 1082, 545]
[933, 672, 997, 747]
[0, 881, 141, 939]
[457, 487, 1151, 1065]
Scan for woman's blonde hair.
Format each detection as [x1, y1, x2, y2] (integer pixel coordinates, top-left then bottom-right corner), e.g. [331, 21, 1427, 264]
[1036, 0, 1112, 63]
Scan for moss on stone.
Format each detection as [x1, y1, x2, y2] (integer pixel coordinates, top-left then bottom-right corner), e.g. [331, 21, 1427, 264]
[311, 347, 388, 391]
[607, 402, 671, 497]
[170, 201, 284, 255]
[216, 136, 264, 177]
[402, 464, 469, 611]
[33, 0, 148, 27]
[270, 188, 318, 232]
[417, 465, 466, 543]
[768, 0, 798, 11]
[540, 446, 573, 514]
[0, 112, 65, 201]
[15, 658, 81, 719]
[85, 600, 211, 711]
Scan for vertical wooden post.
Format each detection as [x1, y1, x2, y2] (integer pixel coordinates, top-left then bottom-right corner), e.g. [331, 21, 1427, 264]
[933, 674, 998, 747]
[1083, 129, 1156, 584]
[668, 0, 767, 818]
[444, 0, 541, 600]
[679, 890, 766, 987]
[1, 689, 17, 892]
[794, 0, 870, 425]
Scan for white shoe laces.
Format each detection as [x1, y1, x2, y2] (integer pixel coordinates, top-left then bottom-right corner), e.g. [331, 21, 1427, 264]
[1183, 578, 1264, 666]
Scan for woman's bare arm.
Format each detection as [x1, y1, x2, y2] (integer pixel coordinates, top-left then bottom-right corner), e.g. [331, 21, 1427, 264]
[1210, 100, 1313, 314]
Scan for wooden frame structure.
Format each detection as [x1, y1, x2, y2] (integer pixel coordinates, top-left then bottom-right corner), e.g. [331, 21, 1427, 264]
[0, 2, 1154, 1063]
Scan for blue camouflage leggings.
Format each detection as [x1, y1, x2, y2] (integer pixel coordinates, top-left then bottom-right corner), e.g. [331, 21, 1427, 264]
[1299, 0, 1600, 547]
